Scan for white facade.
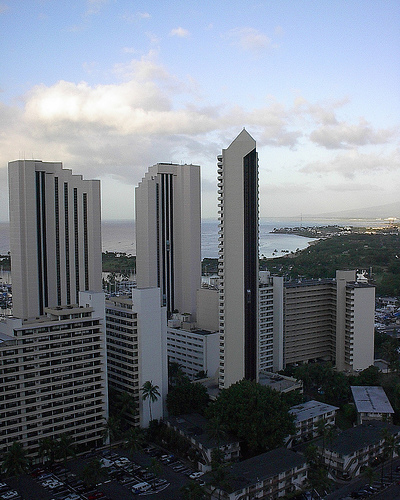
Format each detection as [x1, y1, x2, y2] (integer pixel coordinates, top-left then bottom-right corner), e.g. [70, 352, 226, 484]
[259, 272, 284, 373]
[8, 160, 102, 319]
[105, 288, 167, 427]
[135, 163, 201, 320]
[218, 130, 259, 389]
[0, 292, 108, 458]
[336, 270, 375, 372]
[167, 320, 219, 380]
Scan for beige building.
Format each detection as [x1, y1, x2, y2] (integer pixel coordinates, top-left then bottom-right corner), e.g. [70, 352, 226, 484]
[8, 160, 102, 319]
[0, 292, 108, 459]
[105, 288, 167, 427]
[218, 130, 259, 389]
[281, 270, 375, 372]
[135, 163, 201, 320]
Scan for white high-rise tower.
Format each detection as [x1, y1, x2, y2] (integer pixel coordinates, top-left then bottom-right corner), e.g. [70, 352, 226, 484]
[217, 130, 259, 389]
[135, 163, 201, 319]
[8, 160, 102, 319]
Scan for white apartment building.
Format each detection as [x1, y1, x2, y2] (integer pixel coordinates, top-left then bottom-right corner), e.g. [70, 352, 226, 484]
[135, 163, 201, 320]
[167, 315, 219, 380]
[0, 291, 107, 459]
[105, 288, 167, 427]
[259, 271, 283, 372]
[8, 160, 102, 319]
[218, 129, 259, 389]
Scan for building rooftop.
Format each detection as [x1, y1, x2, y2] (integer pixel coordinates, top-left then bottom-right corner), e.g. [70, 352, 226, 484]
[290, 400, 339, 423]
[204, 447, 306, 492]
[258, 371, 303, 393]
[166, 413, 239, 450]
[316, 421, 400, 455]
[351, 386, 394, 414]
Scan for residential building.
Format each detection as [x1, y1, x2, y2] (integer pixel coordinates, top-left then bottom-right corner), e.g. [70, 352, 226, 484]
[280, 270, 375, 372]
[204, 447, 307, 499]
[259, 272, 283, 372]
[167, 315, 219, 380]
[166, 413, 241, 471]
[105, 288, 167, 427]
[8, 160, 102, 319]
[135, 163, 201, 319]
[218, 129, 259, 389]
[0, 291, 108, 459]
[316, 421, 400, 479]
[287, 400, 339, 447]
[351, 386, 395, 424]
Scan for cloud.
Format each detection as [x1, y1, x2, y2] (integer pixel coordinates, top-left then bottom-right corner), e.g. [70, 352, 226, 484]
[226, 27, 276, 52]
[170, 27, 190, 38]
[85, 0, 108, 16]
[301, 149, 400, 179]
[0, 3, 8, 14]
[122, 11, 150, 23]
[309, 119, 394, 149]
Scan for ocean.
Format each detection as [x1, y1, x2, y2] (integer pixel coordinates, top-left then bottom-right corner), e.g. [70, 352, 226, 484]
[0, 217, 388, 260]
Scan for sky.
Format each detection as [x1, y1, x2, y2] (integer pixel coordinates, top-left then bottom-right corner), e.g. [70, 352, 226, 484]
[1, 0, 399, 220]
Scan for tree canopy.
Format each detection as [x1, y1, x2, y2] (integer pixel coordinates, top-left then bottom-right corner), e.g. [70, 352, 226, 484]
[166, 378, 209, 416]
[206, 379, 295, 454]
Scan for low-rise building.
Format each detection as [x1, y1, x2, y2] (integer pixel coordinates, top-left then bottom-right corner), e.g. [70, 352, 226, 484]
[166, 413, 240, 471]
[288, 400, 339, 446]
[204, 447, 307, 499]
[167, 316, 219, 380]
[351, 386, 394, 424]
[317, 421, 400, 479]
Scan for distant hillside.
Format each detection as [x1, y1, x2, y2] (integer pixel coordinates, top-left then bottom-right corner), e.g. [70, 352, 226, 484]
[306, 201, 400, 220]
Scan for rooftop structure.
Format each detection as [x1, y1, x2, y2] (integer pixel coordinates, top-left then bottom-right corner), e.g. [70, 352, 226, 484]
[351, 386, 394, 424]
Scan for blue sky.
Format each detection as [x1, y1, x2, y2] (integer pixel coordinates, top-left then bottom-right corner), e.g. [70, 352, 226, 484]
[1, 0, 399, 220]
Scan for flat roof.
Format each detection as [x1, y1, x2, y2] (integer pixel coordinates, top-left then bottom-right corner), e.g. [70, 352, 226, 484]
[290, 400, 339, 422]
[258, 372, 303, 393]
[166, 413, 239, 449]
[351, 386, 394, 414]
[203, 448, 306, 493]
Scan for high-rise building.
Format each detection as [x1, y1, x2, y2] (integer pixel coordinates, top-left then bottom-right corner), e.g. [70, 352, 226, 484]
[217, 129, 259, 388]
[8, 160, 102, 319]
[135, 163, 201, 319]
[0, 291, 108, 459]
[105, 288, 167, 428]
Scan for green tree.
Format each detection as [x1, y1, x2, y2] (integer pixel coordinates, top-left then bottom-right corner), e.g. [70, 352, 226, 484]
[38, 436, 57, 465]
[124, 426, 146, 454]
[206, 379, 295, 454]
[81, 457, 108, 488]
[102, 416, 121, 452]
[141, 380, 161, 422]
[2, 441, 30, 480]
[56, 434, 76, 470]
[180, 480, 207, 500]
[363, 466, 376, 487]
[166, 379, 209, 416]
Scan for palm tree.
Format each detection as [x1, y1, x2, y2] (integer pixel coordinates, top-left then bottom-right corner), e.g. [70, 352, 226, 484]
[56, 434, 76, 470]
[2, 441, 30, 481]
[102, 416, 121, 453]
[81, 457, 108, 488]
[124, 426, 145, 454]
[141, 380, 160, 422]
[38, 436, 57, 466]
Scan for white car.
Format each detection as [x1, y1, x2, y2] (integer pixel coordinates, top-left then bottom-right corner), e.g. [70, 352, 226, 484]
[1, 491, 19, 500]
[189, 472, 205, 479]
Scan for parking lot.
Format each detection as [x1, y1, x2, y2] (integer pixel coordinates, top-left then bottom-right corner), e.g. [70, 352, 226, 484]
[0, 445, 202, 500]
